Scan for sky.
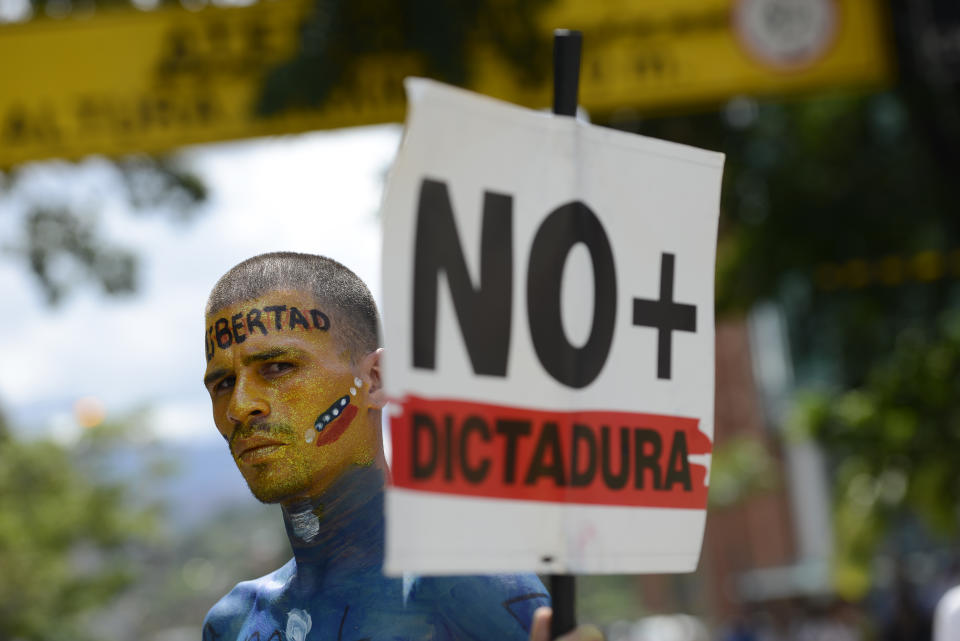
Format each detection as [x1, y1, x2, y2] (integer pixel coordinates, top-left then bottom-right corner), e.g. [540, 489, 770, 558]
[0, 124, 402, 446]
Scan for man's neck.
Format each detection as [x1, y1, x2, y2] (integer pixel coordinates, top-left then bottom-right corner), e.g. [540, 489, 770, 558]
[280, 464, 386, 575]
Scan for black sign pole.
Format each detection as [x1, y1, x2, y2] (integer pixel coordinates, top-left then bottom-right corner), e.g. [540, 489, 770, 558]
[553, 29, 582, 117]
[549, 27, 581, 640]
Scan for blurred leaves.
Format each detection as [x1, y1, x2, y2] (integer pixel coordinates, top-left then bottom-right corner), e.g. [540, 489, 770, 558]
[2, 156, 206, 305]
[0, 407, 286, 639]
[258, 0, 553, 115]
[22, 206, 137, 304]
[0, 417, 161, 640]
[134, 504, 288, 633]
[790, 310, 960, 596]
[120, 156, 207, 217]
[577, 575, 647, 624]
[707, 436, 778, 510]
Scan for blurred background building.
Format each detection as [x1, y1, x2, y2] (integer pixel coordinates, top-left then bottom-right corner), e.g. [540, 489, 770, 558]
[3, 0, 960, 639]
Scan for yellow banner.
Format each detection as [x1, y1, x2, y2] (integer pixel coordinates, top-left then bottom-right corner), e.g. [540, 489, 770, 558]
[0, 0, 891, 167]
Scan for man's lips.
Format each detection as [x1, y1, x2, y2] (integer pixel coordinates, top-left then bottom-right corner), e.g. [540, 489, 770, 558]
[233, 438, 286, 464]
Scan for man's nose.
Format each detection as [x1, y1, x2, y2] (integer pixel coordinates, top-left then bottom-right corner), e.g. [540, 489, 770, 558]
[226, 377, 269, 426]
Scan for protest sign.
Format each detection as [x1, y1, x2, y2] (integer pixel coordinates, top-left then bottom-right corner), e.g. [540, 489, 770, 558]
[382, 78, 724, 574]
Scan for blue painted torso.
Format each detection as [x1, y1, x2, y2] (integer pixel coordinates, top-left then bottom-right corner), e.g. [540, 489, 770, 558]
[203, 468, 549, 641]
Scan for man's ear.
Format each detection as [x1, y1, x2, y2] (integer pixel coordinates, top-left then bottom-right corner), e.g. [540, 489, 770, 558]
[356, 348, 386, 409]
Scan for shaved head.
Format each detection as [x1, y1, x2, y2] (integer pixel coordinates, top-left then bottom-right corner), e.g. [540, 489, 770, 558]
[206, 252, 380, 362]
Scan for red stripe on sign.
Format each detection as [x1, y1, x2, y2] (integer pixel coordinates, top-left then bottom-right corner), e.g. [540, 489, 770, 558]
[389, 396, 711, 509]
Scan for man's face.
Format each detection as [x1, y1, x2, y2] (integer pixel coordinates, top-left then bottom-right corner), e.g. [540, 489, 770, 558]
[202, 289, 378, 504]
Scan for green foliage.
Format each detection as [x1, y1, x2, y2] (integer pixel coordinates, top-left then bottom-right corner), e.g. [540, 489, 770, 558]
[707, 436, 778, 510]
[0, 424, 159, 640]
[790, 311, 960, 596]
[134, 503, 288, 634]
[576, 575, 646, 623]
[258, 0, 554, 115]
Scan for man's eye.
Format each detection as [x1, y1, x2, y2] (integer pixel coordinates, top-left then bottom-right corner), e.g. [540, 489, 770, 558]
[262, 362, 293, 377]
[213, 376, 235, 393]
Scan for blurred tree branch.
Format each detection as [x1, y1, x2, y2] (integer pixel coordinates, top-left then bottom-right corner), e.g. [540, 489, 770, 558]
[1, 156, 206, 305]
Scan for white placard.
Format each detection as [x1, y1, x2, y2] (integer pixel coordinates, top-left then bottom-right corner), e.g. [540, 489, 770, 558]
[381, 78, 724, 575]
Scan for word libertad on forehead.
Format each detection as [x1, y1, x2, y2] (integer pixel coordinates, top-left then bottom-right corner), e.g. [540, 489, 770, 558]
[205, 304, 330, 362]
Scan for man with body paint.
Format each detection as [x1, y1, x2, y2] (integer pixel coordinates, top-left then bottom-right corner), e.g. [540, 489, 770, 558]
[201, 252, 601, 641]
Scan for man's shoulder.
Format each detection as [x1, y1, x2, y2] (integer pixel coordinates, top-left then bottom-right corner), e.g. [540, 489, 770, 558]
[412, 573, 550, 639]
[202, 560, 296, 639]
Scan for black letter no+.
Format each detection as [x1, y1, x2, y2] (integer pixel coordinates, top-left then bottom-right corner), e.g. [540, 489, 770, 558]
[632, 253, 697, 379]
[527, 201, 617, 389]
[411, 179, 513, 376]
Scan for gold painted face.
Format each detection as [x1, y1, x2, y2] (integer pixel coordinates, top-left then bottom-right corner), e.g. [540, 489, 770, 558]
[203, 289, 379, 505]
